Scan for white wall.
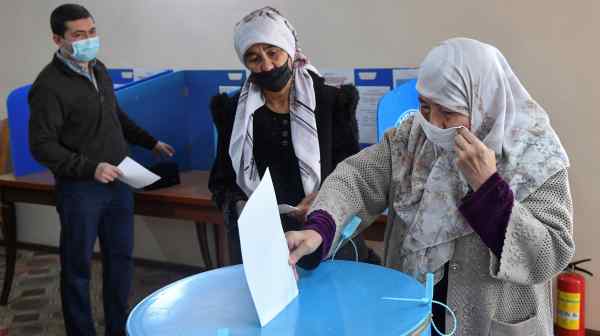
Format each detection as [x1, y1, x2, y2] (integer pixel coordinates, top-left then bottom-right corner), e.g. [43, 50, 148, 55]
[1, 0, 598, 329]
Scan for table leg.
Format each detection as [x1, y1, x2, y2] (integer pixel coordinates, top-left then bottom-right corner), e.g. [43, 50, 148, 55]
[194, 222, 214, 270]
[214, 224, 230, 267]
[1, 201, 16, 305]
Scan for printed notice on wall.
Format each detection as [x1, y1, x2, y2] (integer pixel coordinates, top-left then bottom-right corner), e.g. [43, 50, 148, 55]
[356, 86, 390, 144]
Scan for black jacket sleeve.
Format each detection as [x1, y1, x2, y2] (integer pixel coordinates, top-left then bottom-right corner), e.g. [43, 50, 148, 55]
[208, 93, 248, 214]
[331, 84, 360, 165]
[28, 85, 98, 178]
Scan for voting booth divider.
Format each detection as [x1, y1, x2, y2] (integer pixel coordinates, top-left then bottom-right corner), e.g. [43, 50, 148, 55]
[5, 69, 246, 176]
[6, 67, 419, 176]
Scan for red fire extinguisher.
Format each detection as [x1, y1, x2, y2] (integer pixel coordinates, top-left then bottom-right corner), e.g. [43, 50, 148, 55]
[556, 258, 593, 336]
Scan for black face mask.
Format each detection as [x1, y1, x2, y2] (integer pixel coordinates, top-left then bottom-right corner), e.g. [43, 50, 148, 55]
[250, 61, 292, 92]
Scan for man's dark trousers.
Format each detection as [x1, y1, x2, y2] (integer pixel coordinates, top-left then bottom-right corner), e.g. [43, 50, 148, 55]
[56, 179, 133, 336]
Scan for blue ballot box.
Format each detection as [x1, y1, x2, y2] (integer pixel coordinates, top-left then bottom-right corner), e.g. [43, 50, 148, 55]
[127, 261, 433, 336]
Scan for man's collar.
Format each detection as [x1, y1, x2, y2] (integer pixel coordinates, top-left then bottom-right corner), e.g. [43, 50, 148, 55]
[55, 49, 97, 77]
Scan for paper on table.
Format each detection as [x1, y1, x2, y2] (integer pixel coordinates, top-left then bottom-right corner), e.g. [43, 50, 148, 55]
[277, 204, 298, 215]
[237, 169, 299, 327]
[356, 86, 390, 144]
[116, 156, 160, 189]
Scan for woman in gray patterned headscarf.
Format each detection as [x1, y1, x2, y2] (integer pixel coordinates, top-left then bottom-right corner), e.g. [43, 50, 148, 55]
[287, 38, 574, 335]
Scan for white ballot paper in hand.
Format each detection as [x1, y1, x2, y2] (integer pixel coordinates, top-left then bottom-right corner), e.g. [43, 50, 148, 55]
[277, 204, 299, 215]
[117, 157, 160, 189]
[237, 169, 299, 327]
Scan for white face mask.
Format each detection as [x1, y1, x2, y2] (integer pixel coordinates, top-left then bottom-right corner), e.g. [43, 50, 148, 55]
[414, 109, 465, 152]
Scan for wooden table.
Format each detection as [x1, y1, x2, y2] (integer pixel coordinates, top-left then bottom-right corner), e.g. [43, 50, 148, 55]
[0, 170, 228, 306]
[0, 170, 387, 306]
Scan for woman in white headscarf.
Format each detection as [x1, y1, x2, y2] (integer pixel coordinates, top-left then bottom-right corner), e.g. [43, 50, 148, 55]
[209, 7, 379, 266]
[286, 38, 574, 334]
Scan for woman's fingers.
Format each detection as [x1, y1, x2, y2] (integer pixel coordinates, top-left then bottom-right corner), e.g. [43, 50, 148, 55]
[285, 230, 322, 265]
[457, 127, 487, 150]
[289, 241, 315, 265]
[454, 133, 470, 151]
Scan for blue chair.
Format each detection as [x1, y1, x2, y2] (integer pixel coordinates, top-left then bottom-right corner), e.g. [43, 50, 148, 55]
[6, 84, 43, 176]
[376, 78, 419, 142]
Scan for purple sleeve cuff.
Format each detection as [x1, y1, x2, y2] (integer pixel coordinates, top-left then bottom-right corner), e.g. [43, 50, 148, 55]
[459, 172, 514, 258]
[304, 210, 336, 260]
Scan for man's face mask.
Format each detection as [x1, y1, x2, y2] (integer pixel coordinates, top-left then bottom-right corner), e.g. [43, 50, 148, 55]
[415, 109, 465, 152]
[250, 59, 292, 92]
[62, 36, 100, 62]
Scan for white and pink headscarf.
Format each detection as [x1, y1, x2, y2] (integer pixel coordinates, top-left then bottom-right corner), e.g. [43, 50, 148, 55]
[229, 7, 321, 197]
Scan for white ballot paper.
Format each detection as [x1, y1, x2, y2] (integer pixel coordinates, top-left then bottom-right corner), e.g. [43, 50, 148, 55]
[116, 157, 160, 189]
[277, 204, 298, 215]
[237, 169, 299, 327]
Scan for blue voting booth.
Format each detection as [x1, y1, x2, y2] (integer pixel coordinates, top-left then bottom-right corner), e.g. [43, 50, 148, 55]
[117, 70, 246, 171]
[6, 69, 246, 176]
[6, 66, 419, 175]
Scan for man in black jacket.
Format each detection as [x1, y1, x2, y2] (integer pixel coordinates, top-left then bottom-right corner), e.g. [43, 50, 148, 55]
[28, 4, 174, 335]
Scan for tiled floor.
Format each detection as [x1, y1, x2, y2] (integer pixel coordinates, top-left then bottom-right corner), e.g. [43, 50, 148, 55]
[0, 248, 193, 336]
